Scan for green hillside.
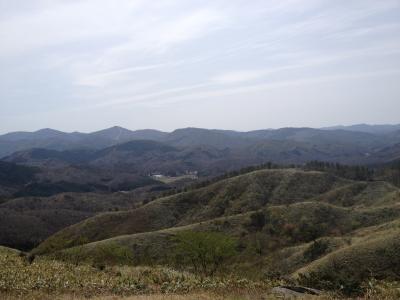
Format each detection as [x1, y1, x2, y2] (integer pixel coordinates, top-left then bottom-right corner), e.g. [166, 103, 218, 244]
[0, 186, 164, 250]
[47, 202, 400, 274]
[29, 167, 400, 296]
[294, 220, 400, 295]
[34, 169, 351, 254]
[35, 168, 400, 255]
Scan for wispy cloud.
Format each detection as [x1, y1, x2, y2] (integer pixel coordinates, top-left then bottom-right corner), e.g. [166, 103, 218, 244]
[138, 68, 400, 108]
[212, 70, 267, 84]
[77, 63, 175, 87]
[1, 0, 400, 132]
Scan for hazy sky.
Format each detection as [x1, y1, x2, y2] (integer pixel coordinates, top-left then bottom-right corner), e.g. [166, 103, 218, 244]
[1, 0, 400, 133]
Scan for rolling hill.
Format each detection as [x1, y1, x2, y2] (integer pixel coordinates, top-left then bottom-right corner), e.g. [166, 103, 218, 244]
[0, 184, 169, 250]
[32, 169, 348, 253]
[33, 168, 400, 251]
[27, 166, 400, 296]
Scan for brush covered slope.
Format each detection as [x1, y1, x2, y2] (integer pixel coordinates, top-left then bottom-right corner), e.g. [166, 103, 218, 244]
[34, 169, 350, 253]
[0, 245, 286, 300]
[0, 158, 160, 199]
[0, 186, 165, 251]
[33, 168, 400, 290]
[293, 220, 400, 292]
[0, 161, 39, 199]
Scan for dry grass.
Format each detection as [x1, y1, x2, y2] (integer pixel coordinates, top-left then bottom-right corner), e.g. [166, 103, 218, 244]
[0, 292, 325, 300]
[0, 293, 221, 300]
[0, 247, 276, 299]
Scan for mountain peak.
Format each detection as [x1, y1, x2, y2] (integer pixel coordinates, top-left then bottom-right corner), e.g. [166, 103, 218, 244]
[90, 126, 133, 138]
[35, 128, 65, 134]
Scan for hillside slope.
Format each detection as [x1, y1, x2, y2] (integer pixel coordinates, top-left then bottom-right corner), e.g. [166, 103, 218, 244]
[51, 202, 400, 269]
[33, 169, 344, 253]
[34, 169, 399, 255]
[27, 167, 400, 296]
[0, 161, 38, 199]
[0, 185, 166, 250]
[293, 220, 400, 294]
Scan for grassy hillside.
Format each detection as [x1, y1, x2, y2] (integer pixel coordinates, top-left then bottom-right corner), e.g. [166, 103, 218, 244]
[32, 204, 400, 297]
[28, 167, 400, 296]
[34, 169, 400, 258]
[294, 221, 400, 295]
[37, 169, 399, 255]
[0, 186, 166, 250]
[47, 202, 400, 271]
[34, 169, 352, 254]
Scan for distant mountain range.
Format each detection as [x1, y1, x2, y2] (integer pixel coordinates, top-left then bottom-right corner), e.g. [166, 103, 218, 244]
[1, 126, 400, 170]
[1, 124, 400, 158]
[0, 127, 169, 157]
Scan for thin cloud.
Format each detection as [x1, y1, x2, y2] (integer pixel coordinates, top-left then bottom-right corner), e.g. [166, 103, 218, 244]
[140, 69, 400, 108]
[77, 63, 177, 87]
[1, 0, 400, 132]
[212, 70, 268, 84]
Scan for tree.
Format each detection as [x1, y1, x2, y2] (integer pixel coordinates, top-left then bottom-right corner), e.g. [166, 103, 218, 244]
[303, 239, 329, 261]
[296, 219, 323, 242]
[249, 211, 266, 230]
[174, 231, 237, 276]
[251, 232, 269, 255]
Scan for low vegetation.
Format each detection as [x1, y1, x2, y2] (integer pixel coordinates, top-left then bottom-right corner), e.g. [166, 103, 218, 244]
[0, 246, 277, 299]
[174, 231, 237, 276]
[0, 186, 166, 250]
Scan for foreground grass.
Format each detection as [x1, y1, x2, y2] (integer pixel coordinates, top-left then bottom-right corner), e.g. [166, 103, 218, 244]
[0, 252, 146, 297]
[2, 246, 400, 299]
[0, 293, 273, 300]
[0, 247, 275, 299]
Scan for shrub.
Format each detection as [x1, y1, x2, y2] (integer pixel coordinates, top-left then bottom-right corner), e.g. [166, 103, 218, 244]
[174, 231, 237, 276]
[303, 239, 329, 261]
[297, 270, 364, 296]
[249, 211, 266, 230]
[295, 219, 323, 242]
[89, 243, 133, 266]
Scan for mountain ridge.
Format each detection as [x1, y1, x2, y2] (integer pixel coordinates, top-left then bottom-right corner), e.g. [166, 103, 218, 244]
[1, 124, 400, 159]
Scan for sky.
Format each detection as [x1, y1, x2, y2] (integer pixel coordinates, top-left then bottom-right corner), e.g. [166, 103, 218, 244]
[1, 0, 400, 133]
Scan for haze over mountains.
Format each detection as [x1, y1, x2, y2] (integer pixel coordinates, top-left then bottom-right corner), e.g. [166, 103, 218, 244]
[322, 124, 400, 134]
[1, 124, 400, 164]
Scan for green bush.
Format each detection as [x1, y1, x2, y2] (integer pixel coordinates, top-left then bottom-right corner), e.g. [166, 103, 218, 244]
[297, 270, 364, 296]
[92, 243, 133, 266]
[249, 211, 266, 230]
[303, 239, 329, 261]
[174, 231, 237, 276]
